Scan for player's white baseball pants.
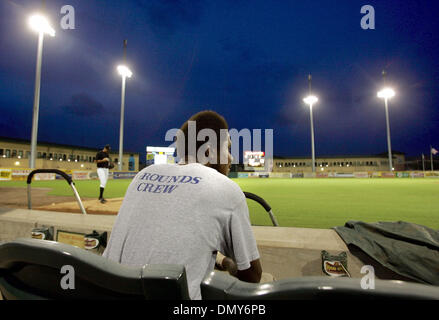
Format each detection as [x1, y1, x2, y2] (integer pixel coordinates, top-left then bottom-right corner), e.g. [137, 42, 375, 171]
[97, 168, 109, 188]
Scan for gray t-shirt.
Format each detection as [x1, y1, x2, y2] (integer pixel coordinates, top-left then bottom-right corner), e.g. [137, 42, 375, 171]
[103, 163, 260, 299]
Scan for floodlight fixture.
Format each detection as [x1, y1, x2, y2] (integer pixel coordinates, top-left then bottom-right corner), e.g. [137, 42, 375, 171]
[377, 88, 395, 99]
[303, 95, 318, 106]
[117, 65, 133, 78]
[28, 14, 55, 37]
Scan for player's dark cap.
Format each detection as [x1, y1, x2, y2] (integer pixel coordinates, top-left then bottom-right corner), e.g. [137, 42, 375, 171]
[104, 144, 111, 150]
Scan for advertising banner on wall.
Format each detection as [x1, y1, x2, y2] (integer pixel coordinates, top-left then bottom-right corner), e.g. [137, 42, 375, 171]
[396, 172, 410, 178]
[113, 172, 138, 179]
[290, 173, 304, 178]
[334, 173, 354, 178]
[35, 173, 55, 180]
[354, 172, 369, 178]
[238, 172, 249, 178]
[72, 171, 91, 180]
[88, 171, 98, 179]
[0, 168, 12, 181]
[410, 172, 425, 178]
[380, 172, 395, 178]
[11, 169, 32, 181]
[316, 172, 329, 178]
[424, 172, 439, 178]
[269, 172, 291, 178]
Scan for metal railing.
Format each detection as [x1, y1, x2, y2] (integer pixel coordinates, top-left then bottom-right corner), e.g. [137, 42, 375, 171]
[27, 169, 87, 215]
[244, 191, 278, 227]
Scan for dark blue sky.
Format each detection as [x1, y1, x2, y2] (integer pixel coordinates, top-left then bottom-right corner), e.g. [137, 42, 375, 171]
[1, 0, 438, 161]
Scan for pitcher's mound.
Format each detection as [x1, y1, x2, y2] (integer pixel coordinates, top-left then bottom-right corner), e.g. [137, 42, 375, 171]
[36, 198, 124, 215]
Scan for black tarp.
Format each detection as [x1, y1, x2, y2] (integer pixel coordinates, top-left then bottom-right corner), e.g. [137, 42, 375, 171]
[334, 221, 439, 285]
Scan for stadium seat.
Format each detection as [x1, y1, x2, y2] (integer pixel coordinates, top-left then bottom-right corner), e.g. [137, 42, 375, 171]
[0, 238, 190, 300]
[201, 271, 439, 300]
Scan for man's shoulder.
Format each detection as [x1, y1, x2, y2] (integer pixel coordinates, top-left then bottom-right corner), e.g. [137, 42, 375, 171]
[138, 164, 244, 199]
[195, 166, 245, 203]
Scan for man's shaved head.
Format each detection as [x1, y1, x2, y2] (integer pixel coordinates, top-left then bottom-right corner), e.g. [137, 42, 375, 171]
[177, 110, 231, 175]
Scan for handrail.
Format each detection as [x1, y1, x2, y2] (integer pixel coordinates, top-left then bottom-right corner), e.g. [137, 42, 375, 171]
[27, 169, 87, 215]
[244, 191, 278, 226]
[27, 169, 72, 185]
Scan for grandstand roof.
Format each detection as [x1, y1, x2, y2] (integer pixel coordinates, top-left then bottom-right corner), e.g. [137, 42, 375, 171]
[274, 151, 405, 160]
[0, 136, 139, 155]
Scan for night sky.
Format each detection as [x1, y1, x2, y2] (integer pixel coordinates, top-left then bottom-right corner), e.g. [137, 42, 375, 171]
[1, 0, 438, 162]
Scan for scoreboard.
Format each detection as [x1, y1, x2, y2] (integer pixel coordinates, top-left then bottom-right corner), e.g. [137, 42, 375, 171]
[146, 146, 176, 166]
[244, 151, 265, 171]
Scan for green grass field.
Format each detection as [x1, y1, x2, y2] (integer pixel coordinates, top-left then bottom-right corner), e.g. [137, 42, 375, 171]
[1, 178, 438, 229]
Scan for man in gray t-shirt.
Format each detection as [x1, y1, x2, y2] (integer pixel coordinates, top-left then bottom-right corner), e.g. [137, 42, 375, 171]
[103, 111, 262, 299]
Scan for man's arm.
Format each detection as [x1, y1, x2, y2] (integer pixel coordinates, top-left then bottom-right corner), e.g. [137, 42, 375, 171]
[236, 259, 262, 283]
[220, 188, 262, 283]
[218, 253, 262, 283]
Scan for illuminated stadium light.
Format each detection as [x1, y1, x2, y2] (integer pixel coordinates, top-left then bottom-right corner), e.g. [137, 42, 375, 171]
[303, 93, 319, 174]
[80, 164, 84, 168]
[303, 95, 318, 105]
[28, 13, 55, 169]
[50, 158, 53, 160]
[15, 161, 20, 166]
[28, 14, 55, 37]
[303, 75, 319, 173]
[377, 88, 395, 99]
[117, 41, 133, 171]
[117, 65, 133, 78]
[378, 72, 396, 172]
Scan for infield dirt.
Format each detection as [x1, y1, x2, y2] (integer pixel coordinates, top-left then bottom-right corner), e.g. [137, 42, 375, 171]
[0, 187, 120, 215]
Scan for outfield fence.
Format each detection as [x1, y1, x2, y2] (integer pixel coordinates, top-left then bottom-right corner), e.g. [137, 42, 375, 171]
[2, 167, 439, 181]
[0, 168, 138, 181]
[230, 171, 439, 179]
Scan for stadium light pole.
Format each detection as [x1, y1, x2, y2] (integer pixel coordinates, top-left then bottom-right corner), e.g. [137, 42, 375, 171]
[303, 74, 318, 173]
[377, 86, 396, 173]
[28, 13, 55, 169]
[117, 40, 132, 171]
